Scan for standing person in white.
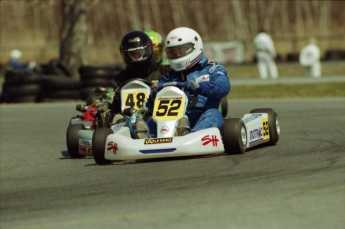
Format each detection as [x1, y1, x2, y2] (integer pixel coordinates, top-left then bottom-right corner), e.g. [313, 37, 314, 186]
[254, 28, 279, 79]
[299, 38, 321, 78]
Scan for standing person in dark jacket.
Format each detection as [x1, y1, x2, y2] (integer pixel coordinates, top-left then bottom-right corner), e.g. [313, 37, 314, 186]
[136, 27, 230, 138]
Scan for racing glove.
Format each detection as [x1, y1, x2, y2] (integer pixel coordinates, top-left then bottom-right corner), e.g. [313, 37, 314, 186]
[182, 80, 200, 94]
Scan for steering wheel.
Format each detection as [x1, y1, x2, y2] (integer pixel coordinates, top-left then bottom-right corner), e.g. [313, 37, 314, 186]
[161, 82, 198, 108]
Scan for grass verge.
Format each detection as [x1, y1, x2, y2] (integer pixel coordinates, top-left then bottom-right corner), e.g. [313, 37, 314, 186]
[229, 83, 345, 99]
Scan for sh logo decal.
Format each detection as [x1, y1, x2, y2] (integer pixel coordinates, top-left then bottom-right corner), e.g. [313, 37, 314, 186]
[107, 141, 118, 155]
[201, 135, 219, 147]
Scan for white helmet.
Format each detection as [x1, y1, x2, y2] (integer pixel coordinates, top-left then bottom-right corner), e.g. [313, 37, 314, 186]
[165, 27, 203, 71]
[10, 49, 22, 60]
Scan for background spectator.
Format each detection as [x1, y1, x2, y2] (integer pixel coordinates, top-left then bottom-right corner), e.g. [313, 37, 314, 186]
[299, 38, 321, 78]
[8, 49, 35, 73]
[254, 28, 279, 79]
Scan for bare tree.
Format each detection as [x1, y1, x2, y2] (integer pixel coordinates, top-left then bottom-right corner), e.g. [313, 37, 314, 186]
[129, 0, 141, 29]
[59, 0, 88, 79]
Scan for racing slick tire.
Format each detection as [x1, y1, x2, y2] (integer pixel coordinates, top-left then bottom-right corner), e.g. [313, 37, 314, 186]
[66, 124, 86, 158]
[92, 128, 114, 165]
[250, 108, 280, 145]
[220, 97, 228, 118]
[222, 118, 247, 154]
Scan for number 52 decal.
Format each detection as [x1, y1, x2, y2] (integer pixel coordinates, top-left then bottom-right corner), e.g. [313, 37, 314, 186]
[153, 97, 185, 120]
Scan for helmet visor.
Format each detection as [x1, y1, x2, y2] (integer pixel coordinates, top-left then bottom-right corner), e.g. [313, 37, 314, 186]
[166, 43, 194, 59]
[122, 44, 152, 62]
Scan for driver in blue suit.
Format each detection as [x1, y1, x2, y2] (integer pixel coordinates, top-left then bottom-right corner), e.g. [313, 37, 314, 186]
[137, 27, 230, 138]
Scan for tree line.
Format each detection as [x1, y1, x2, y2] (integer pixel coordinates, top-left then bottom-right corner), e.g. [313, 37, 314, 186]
[0, 0, 344, 73]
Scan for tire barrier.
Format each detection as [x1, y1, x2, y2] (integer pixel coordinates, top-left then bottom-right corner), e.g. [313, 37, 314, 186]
[1, 71, 42, 103]
[40, 59, 72, 77]
[38, 75, 81, 102]
[79, 65, 123, 101]
[0, 63, 124, 103]
[324, 49, 345, 60]
[286, 52, 299, 62]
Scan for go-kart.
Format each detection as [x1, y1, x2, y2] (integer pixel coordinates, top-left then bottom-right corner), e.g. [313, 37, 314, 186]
[92, 82, 280, 165]
[66, 79, 151, 158]
[66, 78, 230, 158]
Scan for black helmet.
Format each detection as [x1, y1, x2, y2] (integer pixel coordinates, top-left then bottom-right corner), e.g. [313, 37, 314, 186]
[120, 31, 154, 70]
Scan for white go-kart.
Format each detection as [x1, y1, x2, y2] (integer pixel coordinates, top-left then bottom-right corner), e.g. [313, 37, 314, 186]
[92, 81, 280, 165]
[66, 79, 229, 158]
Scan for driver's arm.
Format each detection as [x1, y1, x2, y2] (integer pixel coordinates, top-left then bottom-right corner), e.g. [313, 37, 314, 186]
[197, 65, 230, 99]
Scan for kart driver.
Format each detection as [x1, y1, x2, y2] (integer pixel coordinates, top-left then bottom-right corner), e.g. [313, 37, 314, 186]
[81, 30, 170, 127]
[136, 27, 231, 138]
[145, 30, 169, 65]
[112, 30, 171, 114]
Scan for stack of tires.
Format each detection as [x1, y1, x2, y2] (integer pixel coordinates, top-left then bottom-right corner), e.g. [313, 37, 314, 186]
[79, 65, 124, 101]
[1, 71, 42, 103]
[324, 49, 345, 60]
[38, 59, 80, 102]
[38, 75, 81, 102]
[0, 59, 80, 103]
[0, 61, 124, 103]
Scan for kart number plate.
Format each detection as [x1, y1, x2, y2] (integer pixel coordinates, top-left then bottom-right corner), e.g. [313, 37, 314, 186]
[153, 96, 185, 120]
[122, 90, 149, 110]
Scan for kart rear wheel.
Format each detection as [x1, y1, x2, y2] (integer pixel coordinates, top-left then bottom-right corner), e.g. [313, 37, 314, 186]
[250, 108, 280, 145]
[220, 97, 228, 118]
[223, 118, 247, 154]
[92, 128, 114, 165]
[66, 124, 86, 158]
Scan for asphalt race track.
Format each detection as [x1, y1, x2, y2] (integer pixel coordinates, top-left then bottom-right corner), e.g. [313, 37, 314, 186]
[1, 98, 344, 229]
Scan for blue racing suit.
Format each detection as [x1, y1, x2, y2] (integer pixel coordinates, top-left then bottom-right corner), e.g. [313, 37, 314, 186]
[147, 55, 231, 137]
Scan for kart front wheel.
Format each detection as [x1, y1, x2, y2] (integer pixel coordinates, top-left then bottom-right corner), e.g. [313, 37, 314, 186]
[92, 128, 114, 165]
[66, 124, 86, 158]
[223, 118, 247, 154]
[250, 108, 280, 145]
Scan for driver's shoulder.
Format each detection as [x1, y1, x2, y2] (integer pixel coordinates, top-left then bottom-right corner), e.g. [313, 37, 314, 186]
[201, 61, 226, 75]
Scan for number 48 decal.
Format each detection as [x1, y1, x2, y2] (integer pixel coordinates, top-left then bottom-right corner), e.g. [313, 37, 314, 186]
[153, 97, 185, 120]
[123, 91, 147, 110]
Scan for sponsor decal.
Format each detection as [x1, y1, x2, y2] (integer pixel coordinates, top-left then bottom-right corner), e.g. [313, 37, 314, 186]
[160, 126, 169, 134]
[79, 145, 92, 153]
[248, 118, 270, 146]
[80, 139, 91, 146]
[250, 127, 263, 140]
[196, 74, 210, 83]
[79, 139, 92, 153]
[157, 96, 183, 101]
[144, 138, 173, 144]
[107, 141, 118, 155]
[262, 118, 270, 140]
[201, 135, 219, 146]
